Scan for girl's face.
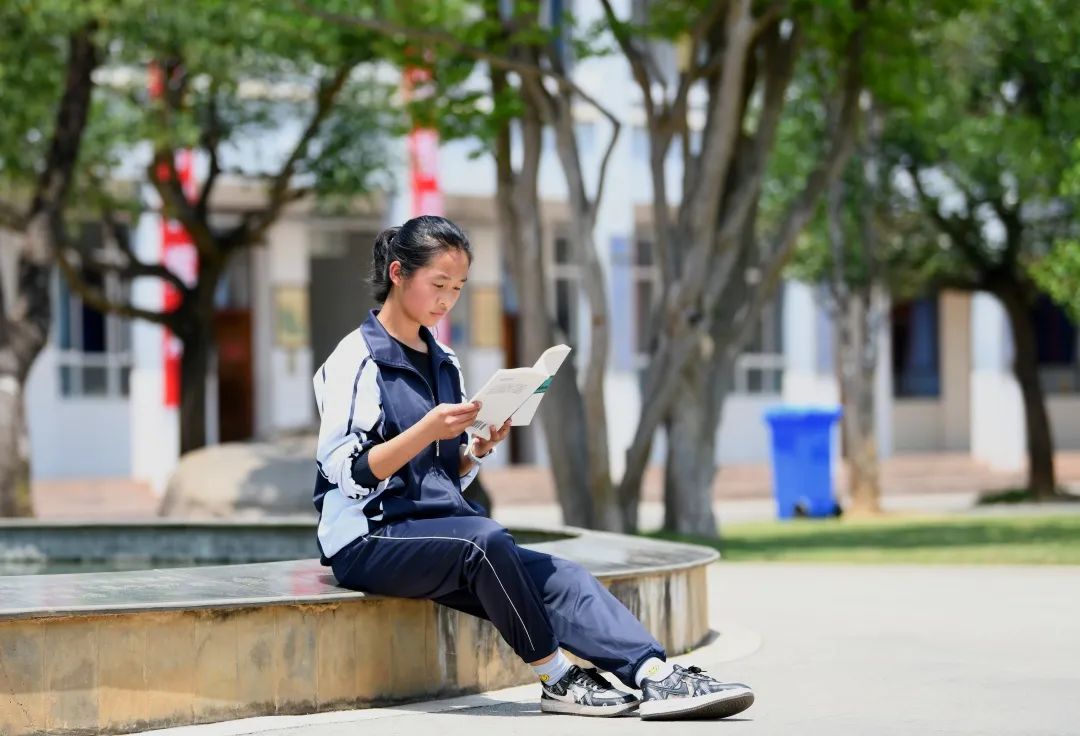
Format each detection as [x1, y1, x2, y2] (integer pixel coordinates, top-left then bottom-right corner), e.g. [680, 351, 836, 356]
[390, 247, 470, 329]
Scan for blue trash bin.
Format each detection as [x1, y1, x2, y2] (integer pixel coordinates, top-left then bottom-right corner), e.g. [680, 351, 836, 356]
[763, 406, 842, 519]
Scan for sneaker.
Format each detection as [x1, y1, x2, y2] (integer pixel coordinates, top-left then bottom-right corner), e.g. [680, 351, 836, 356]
[639, 664, 754, 721]
[540, 664, 640, 717]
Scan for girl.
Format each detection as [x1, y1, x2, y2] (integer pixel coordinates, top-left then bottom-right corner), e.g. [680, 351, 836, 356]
[313, 215, 754, 720]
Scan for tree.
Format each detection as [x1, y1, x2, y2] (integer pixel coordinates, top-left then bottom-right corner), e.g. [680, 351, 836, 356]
[787, 108, 894, 515]
[0, 2, 107, 516]
[1032, 144, 1080, 323]
[884, 0, 1080, 499]
[298, 0, 629, 528]
[603, 0, 871, 535]
[53, 1, 396, 455]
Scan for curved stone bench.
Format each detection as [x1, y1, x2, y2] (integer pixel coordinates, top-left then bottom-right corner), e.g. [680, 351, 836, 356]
[0, 525, 717, 736]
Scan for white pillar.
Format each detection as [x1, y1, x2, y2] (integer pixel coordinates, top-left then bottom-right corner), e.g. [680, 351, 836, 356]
[129, 206, 179, 496]
[970, 291, 1025, 471]
[940, 291, 972, 451]
[782, 281, 840, 405]
[873, 286, 894, 459]
[265, 220, 314, 432]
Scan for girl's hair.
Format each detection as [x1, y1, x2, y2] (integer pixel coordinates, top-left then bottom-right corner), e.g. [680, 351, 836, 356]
[370, 215, 472, 303]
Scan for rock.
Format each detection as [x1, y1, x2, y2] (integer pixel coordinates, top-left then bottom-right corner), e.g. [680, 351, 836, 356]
[160, 434, 494, 518]
[159, 435, 319, 518]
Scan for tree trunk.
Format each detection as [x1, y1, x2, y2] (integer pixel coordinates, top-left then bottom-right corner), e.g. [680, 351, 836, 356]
[178, 319, 211, 455]
[999, 285, 1057, 498]
[660, 222, 762, 537]
[0, 27, 99, 516]
[837, 290, 881, 514]
[661, 359, 731, 537]
[0, 376, 33, 517]
[489, 59, 593, 527]
[616, 8, 866, 529]
[177, 270, 222, 455]
[0, 220, 57, 516]
[541, 76, 619, 531]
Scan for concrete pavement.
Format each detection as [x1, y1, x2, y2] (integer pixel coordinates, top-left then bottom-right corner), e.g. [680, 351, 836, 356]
[140, 561, 1080, 736]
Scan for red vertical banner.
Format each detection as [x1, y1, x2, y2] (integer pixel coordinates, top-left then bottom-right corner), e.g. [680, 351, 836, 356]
[403, 65, 443, 217]
[403, 64, 452, 344]
[150, 63, 199, 407]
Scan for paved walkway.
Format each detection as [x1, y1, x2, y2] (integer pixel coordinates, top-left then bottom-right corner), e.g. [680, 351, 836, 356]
[30, 451, 1080, 521]
[139, 562, 1080, 736]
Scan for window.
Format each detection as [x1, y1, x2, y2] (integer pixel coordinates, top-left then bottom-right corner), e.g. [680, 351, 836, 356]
[631, 236, 660, 366]
[892, 296, 940, 398]
[734, 289, 785, 395]
[56, 223, 132, 398]
[549, 233, 580, 349]
[1033, 295, 1079, 393]
[544, 0, 574, 71]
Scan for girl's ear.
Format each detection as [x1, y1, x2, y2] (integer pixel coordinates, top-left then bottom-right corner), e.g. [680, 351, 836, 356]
[388, 260, 403, 286]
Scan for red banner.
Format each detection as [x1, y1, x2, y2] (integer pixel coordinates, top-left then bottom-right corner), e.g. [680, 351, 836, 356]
[159, 151, 198, 408]
[403, 64, 451, 342]
[149, 63, 199, 407]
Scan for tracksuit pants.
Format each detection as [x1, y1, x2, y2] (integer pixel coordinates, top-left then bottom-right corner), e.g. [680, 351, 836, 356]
[331, 515, 666, 689]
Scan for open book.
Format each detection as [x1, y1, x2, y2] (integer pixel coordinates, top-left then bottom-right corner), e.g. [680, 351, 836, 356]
[466, 345, 572, 441]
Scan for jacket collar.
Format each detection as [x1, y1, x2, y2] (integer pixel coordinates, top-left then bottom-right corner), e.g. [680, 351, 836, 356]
[360, 308, 453, 372]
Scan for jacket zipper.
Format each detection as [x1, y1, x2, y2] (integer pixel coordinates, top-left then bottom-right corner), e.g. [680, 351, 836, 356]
[381, 357, 444, 458]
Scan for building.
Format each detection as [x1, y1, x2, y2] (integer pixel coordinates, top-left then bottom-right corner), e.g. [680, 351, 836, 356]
[22, 6, 1080, 496]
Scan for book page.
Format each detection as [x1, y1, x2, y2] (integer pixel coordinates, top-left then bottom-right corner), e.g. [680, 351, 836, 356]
[533, 344, 571, 374]
[512, 345, 570, 425]
[467, 367, 547, 440]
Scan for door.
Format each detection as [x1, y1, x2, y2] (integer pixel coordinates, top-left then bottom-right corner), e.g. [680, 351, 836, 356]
[215, 309, 254, 442]
[309, 230, 377, 368]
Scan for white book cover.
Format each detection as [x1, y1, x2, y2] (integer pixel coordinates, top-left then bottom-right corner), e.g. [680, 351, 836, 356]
[467, 345, 572, 440]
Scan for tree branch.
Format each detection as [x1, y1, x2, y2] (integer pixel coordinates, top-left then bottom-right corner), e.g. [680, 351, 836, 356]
[713, 20, 802, 249]
[0, 252, 9, 331]
[91, 210, 192, 295]
[906, 164, 988, 272]
[990, 194, 1023, 268]
[725, 0, 868, 333]
[51, 219, 181, 330]
[599, 0, 655, 121]
[29, 23, 99, 217]
[227, 65, 352, 249]
[148, 148, 218, 259]
[680, 0, 757, 294]
[196, 90, 224, 221]
[292, 0, 621, 154]
[0, 198, 27, 231]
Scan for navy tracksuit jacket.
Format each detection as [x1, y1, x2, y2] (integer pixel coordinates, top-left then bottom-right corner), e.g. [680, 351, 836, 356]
[313, 310, 664, 686]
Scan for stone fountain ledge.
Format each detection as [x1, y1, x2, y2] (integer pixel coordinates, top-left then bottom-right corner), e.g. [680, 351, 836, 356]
[0, 525, 718, 736]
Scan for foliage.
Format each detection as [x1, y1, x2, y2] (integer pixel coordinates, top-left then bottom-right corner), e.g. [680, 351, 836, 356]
[879, 0, 1080, 282]
[1032, 144, 1080, 322]
[652, 513, 1080, 565]
[1, 0, 400, 223]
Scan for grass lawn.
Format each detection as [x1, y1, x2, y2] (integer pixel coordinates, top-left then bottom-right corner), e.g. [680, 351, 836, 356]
[650, 513, 1080, 565]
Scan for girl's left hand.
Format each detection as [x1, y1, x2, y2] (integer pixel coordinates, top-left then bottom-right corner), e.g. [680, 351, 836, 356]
[473, 418, 511, 457]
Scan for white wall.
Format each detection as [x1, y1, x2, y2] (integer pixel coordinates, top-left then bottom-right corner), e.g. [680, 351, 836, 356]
[129, 208, 180, 494]
[970, 292, 1025, 471]
[782, 281, 841, 405]
[1048, 396, 1080, 450]
[25, 348, 132, 479]
[892, 399, 943, 453]
[255, 218, 315, 435]
[940, 291, 971, 451]
[717, 394, 777, 464]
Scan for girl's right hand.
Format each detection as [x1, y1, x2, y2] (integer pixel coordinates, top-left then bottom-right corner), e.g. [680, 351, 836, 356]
[424, 401, 481, 441]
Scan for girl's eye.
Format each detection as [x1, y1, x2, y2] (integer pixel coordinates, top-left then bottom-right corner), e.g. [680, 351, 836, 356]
[434, 283, 446, 289]
[453, 287, 462, 292]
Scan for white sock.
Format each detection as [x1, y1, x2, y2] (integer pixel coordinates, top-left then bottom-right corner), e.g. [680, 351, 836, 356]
[635, 657, 675, 687]
[532, 649, 572, 684]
